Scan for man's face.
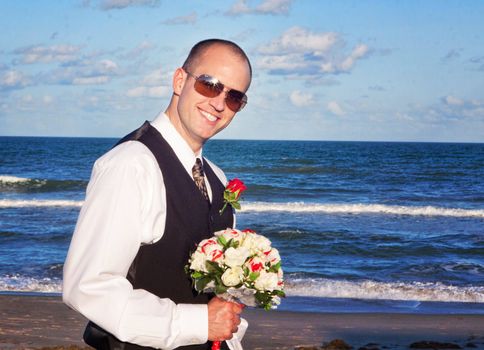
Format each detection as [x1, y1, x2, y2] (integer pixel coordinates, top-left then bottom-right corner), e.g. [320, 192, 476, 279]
[174, 45, 251, 151]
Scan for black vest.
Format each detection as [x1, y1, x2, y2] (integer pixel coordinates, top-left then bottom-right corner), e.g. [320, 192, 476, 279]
[84, 122, 233, 350]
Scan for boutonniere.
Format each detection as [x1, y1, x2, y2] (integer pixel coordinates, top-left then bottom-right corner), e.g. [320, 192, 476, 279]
[220, 178, 246, 214]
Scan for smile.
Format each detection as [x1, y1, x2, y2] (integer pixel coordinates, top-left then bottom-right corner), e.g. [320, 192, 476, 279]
[200, 109, 219, 122]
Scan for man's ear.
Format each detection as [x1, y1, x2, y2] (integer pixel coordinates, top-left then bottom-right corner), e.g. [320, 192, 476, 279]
[173, 68, 186, 96]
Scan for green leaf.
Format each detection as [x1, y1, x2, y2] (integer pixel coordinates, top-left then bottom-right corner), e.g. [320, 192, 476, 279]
[191, 271, 204, 279]
[249, 271, 260, 281]
[206, 260, 224, 274]
[231, 202, 241, 210]
[268, 262, 281, 273]
[195, 276, 213, 291]
[217, 235, 227, 247]
[215, 283, 228, 294]
[275, 290, 286, 297]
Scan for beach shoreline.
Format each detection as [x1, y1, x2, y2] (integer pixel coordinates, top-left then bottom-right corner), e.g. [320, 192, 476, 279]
[1, 294, 483, 350]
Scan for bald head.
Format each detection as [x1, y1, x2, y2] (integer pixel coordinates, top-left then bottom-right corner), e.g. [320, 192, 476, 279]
[182, 39, 252, 85]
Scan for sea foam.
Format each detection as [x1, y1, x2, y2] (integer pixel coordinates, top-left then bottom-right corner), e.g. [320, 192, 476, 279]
[241, 202, 484, 218]
[1, 199, 483, 218]
[0, 175, 31, 183]
[284, 277, 484, 303]
[0, 199, 83, 208]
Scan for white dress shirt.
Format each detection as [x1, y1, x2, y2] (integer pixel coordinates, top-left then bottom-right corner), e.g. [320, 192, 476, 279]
[63, 112, 229, 349]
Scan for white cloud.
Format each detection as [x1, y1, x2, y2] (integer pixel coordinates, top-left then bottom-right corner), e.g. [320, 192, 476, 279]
[438, 95, 484, 121]
[13, 45, 81, 64]
[43, 58, 120, 85]
[327, 101, 345, 116]
[98, 0, 160, 10]
[161, 12, 197, 25]
[140, 68, 171, 86]
[121, 41, 156, 60]
[226, 0, 292, 16]
[73, 76, 110, 85]
[258, 27, 338, 55]
[443, 95, 464, 106]
[290, 90, 314, 107]
[0, 70, 30, 90]
[256, 0, 292, 14]
[256, 27, 370, 79]
[339, 44, 369, 71]
[257, 54, 307, 71]
[125, 67, 171, 98]
[43, 95, 54, 104]
[126, 85, 170, 98]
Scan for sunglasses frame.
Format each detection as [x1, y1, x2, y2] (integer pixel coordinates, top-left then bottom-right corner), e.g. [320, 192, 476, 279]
[184, 69, 248, 112]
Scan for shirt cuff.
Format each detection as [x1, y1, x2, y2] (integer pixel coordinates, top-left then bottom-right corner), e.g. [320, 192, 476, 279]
[176, 303, 208, 345]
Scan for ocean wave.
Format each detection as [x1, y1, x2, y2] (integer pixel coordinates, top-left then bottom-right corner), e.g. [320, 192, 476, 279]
[0, 175, 87, 193]
[1, 199, 483, 218]
[284, 277, 484, 303]
[241, 202, 484, 218]
[0, 199, 83, 208]
[0, 275, 62, 293]
[2, 274, 482, 304]
[0, 175, 31, 183]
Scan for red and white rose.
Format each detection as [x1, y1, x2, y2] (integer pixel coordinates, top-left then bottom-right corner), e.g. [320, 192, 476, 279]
[186, 228, 285, 310]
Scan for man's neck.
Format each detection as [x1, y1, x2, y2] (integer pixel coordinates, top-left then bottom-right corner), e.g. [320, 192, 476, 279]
[164, 108, 203, 155]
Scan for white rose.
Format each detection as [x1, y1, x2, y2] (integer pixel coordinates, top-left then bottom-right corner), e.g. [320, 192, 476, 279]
[199, 238, 224, 263]
[224, 247, 250, 268]
[221, 266, 244, 286]
[200, 238, 223, 255]
[254, 270, 279, 291]
[190, 251, 208, 272]
[216, 228, 245, 244]
[242, 233, 271, 255]
[245, 256, 265, 273]
[266, 248, 281, 264]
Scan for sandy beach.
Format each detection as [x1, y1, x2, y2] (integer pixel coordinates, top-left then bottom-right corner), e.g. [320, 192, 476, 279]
[1, 294, 483, 350]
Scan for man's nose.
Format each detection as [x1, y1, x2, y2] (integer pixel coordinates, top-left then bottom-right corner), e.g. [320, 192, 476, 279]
[209, 91, 226, 112]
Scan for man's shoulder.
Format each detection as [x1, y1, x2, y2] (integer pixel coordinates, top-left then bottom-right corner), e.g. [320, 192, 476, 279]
[94, 140, 157, 171]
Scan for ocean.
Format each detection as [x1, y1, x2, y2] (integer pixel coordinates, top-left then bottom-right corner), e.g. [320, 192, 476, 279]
[1, 136, 483, 314]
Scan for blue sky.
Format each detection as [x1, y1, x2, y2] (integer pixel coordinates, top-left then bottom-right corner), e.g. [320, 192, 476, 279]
[1, 0, 483, 142]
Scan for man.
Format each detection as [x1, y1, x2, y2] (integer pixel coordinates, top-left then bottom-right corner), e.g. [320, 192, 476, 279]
[63, 39, 252, 350]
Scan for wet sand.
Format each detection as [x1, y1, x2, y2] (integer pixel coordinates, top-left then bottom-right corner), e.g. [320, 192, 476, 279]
[1, 294, 483, 350]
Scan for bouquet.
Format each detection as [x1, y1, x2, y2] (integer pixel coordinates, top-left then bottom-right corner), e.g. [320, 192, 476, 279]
[187, 228, 285, 310]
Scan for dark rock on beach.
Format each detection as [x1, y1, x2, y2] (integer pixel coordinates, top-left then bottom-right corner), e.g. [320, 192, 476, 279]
[295, 339, 354, 350]
[409, 341, 462, 349]
[322, 339, 353, 350]
[358, 343, 381, 350]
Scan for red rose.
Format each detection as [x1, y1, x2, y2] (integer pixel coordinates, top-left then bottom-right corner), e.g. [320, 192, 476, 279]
[219, 178, 247, 214]
[226, 178, 247, 199]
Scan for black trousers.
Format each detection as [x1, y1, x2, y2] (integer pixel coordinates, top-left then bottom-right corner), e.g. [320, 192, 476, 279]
[83, 321, 229, 350]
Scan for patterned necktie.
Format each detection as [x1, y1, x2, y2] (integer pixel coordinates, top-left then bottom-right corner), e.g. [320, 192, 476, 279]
[192, 158, 209, 201]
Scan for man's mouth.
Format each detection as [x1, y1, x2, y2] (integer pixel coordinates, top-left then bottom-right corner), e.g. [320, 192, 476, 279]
[200, 110, 219, 122]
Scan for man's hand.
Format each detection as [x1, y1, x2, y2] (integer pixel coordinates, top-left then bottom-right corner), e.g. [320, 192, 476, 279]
[207, 297, 244, 341]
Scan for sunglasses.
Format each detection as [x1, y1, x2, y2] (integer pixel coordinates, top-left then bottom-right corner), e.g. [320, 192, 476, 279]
[184, 70, 248, 112]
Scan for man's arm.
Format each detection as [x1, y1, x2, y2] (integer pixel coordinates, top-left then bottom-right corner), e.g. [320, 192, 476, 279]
[63, 142, 208, 349]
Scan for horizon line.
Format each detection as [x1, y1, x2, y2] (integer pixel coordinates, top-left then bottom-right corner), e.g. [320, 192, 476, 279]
[0, 134, 483, 145]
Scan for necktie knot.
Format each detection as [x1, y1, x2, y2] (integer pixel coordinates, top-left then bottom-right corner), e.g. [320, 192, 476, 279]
[192, 158, 209, 201]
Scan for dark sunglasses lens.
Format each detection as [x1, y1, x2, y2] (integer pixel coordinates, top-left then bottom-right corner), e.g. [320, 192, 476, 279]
[194, 75, 223, 97]
[226, 90, 247, 112]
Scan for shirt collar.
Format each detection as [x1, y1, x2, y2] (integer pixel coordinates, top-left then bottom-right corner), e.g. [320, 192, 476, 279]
[150, 111, 203, 177]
